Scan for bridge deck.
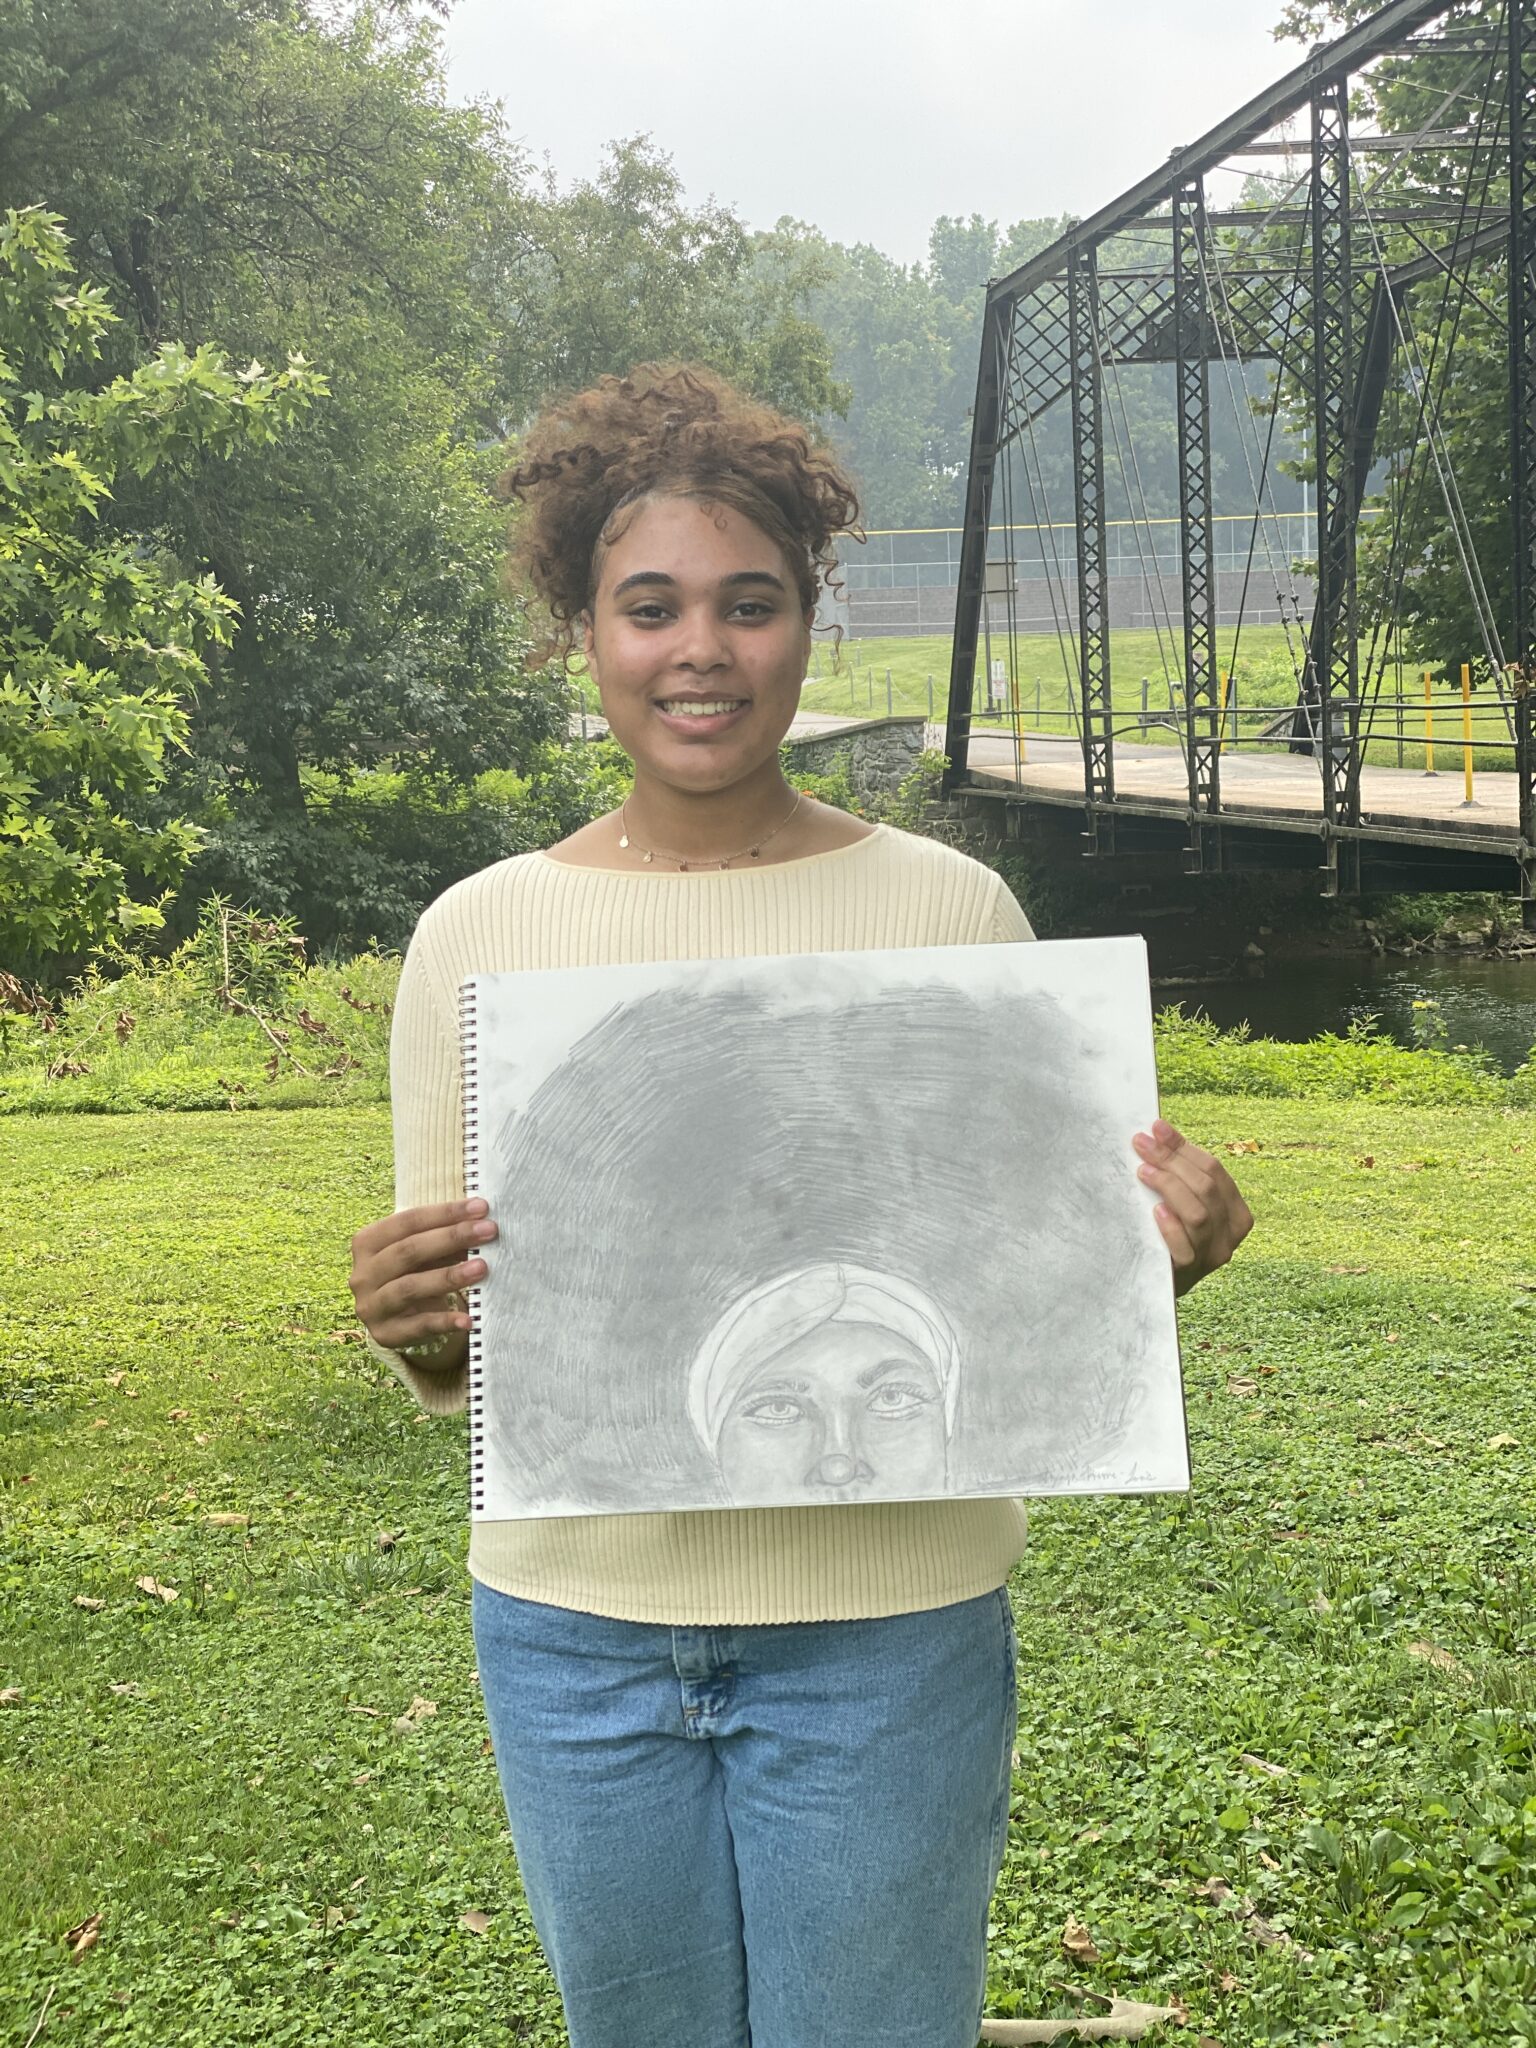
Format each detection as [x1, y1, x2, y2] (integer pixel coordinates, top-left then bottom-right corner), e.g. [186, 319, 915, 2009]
[961, 731, 1523, 851]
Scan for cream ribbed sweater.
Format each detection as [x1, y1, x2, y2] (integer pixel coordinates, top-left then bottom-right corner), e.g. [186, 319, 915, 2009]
[369, 822, 1036, 1624]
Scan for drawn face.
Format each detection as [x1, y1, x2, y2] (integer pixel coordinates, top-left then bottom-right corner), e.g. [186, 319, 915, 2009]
[583, 495, 811, 798]
[713, 1322, 949, 1506]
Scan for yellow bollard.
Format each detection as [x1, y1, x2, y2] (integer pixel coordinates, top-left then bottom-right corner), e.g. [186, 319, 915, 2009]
[1423, 669, 1436, 775]
[1460, 661, 1475, 805]
[1009, 675, 1026, 765]
[1217, 672, 1230, 754]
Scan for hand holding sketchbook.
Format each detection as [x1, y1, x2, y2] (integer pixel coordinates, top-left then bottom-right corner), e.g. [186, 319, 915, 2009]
[458, 935, 1188, 1520]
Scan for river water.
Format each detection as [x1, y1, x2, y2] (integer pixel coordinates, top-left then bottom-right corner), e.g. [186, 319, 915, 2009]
[1155, 952, 1536, 1074]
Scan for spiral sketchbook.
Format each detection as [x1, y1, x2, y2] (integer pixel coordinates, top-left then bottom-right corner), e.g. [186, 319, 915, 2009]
[458, 936, 1188, 1521]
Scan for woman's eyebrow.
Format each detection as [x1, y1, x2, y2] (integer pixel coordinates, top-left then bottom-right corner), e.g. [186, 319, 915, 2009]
[610, 569, 786, 598]
[743, 1376, 810, 1394]
[856, 1356, 927, 1389]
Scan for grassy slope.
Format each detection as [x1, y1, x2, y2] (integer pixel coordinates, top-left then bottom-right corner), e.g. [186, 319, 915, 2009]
[2, 1102, 1534, 2044]
[799, 626, 1522, 774]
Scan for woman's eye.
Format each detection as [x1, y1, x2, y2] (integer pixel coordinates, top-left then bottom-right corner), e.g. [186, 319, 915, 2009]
[731, 601, 773, 620]
[866, 1382, 935, 1419]
[627, 604, 671, 623]
[738, 1395, 807, 1426]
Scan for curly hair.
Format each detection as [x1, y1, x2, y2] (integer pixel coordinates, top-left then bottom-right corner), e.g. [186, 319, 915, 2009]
[501, 363, 860, 660]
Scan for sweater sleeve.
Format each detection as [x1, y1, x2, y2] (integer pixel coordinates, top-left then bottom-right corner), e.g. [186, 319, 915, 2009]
[989, 870, 1036, 943]
[362, 911, 470, 1417]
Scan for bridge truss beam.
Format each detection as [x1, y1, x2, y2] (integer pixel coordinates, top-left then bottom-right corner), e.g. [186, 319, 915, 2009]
[942, 0, 1536, 918]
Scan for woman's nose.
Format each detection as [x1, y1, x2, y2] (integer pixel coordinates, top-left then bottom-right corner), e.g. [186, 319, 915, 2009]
[807, 1451, 874, 1488]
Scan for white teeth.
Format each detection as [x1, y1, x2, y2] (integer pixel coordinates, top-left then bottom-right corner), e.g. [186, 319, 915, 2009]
[659, 700, 744, 717]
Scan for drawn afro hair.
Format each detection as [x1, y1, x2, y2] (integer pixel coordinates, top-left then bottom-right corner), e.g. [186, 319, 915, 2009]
[500, 362, 860, 660]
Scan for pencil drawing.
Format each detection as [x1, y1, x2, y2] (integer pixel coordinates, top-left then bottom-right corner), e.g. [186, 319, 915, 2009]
[467, 939, 1187, 1519]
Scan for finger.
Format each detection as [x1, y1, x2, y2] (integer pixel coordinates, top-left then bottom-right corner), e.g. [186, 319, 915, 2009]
[1137, 1158, 1212, 1240]
[1152, 1200, 1199, 1284]
[370, 1260, 486, 1327]
[368, 1216, 498, 1288]
[369, 1304, 471, 1352]
[353, 1199, 489, 1259]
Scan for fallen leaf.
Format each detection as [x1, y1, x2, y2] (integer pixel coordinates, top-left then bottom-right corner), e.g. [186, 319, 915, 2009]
[1258, 1851, 1282, 1872]
[321, 1904, 355, 1930]
[166, 1408, 190, 1422]
[63, 1911, 102, 1959]
[105, 1372, 125, 1388]
[109, 1681, 140, 1697]
[134, 1577, 178, 1603]
[398, 1587, 425, 1598]
[459, 1910, 493, 1935]
[1240, 1753, 1288, 1778]
[193, 1433, 212, 1446]
[377, 1529, 404, 1552]
[1193, 1876, 1233, 1903]
[980, 2002, 1182, 2043]
[1224, 1139, 1262, 1154]
[1076, 1826, 1104, 1845]
[1226, 1377, 1259, 1397]
[351, 1770, 375, 1785]
[90, 1417, 110, 1428]
[72, 1596, 107, 1612]
[1384, 1332, 1399, 1344]
[205, 1512, 249, 1528]
[346, 1704, 383, 1718]
[1061, 1914, 1102, 1965]
[0, 1686, 21, 1706]
[1487, 1433, 1520, 1451]
[1216, 1971, 1240, 1993]
[392, 1695, 438, 1734]
[1407, 1640, 1463, 1673]
[1311, 1590, 1333, 1614]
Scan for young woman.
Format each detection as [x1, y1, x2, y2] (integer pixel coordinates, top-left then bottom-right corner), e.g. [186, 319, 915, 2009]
[348, 364, 1253, 2048]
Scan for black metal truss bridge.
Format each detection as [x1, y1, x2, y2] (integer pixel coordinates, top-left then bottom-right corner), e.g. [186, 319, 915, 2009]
[944, 0, 1536, 920]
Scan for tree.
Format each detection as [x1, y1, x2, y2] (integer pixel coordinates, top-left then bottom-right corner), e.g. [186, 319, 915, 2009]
[0, 206, 318, 979]
[496, 137, 848, 428]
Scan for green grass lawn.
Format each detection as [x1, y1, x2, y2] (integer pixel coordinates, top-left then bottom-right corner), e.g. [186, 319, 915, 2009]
[801, 629, 1523, 777]
[3, 1100, 1535, 2043]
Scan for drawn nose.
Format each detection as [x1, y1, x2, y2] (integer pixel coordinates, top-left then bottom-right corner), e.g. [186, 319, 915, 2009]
[809, 1452, 872, 1488]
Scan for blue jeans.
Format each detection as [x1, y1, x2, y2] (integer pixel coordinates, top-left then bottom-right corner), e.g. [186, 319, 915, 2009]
[471, 1579, 1018, 2048]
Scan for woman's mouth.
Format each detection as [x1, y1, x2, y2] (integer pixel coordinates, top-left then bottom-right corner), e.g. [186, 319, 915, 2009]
[653, 697, 750, 733]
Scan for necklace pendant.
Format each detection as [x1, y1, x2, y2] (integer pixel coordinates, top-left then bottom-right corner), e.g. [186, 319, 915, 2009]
[618, 833, 629, 849]
[678, 861, 689, 873]
[642, 850, 653, 864]
[750, 847, 761, 858]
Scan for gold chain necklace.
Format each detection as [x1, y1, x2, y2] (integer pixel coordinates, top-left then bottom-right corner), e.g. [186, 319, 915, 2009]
[617, 792, 803, 871]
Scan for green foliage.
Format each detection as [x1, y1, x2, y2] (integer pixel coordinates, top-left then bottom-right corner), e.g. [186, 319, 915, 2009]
[0, 205, 319, 978]
[4, 1095, 1536, 2040]
[502, 142, 849, 428]
[783, 743, 946, 830]
[1153, 1004, 1526, 1105]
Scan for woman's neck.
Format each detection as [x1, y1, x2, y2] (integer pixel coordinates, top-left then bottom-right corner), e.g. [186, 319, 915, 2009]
[622, 765, 800, 863]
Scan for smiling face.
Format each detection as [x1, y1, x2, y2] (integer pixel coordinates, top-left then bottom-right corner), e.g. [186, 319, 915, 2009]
[713, 1321, 950, 1506]
[582, 493, 812, 797]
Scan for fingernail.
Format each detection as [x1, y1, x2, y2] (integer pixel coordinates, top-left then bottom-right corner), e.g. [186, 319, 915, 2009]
[463, 1198, 488, 1217]
[1137, 1164, 1156, 1182]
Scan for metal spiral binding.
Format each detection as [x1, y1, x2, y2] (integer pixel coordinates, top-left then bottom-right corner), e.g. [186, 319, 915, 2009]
[458, 979, 485, 1516]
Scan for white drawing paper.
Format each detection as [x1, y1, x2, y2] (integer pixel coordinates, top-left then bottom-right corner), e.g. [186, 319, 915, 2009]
[462, 936, 1187, 1519]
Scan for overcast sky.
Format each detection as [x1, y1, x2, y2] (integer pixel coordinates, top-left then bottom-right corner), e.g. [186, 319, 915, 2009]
[439, 0, 1308, 267]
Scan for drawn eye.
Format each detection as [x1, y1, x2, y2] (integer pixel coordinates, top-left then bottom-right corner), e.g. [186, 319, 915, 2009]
[738, 1395, 808, 1427]
[865, 1381, 935, 1420]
